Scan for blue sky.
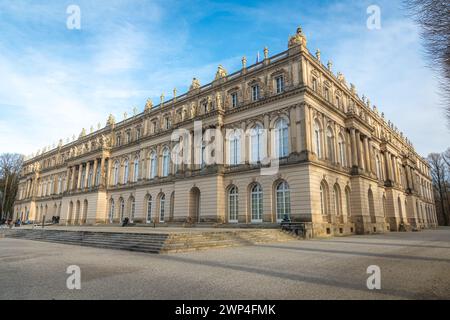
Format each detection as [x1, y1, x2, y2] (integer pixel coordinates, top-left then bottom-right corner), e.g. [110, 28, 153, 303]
[0, 0, 448, 157]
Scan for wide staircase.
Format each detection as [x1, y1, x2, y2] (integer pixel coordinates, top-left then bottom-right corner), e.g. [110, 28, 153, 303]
[2, 228, 299, 254]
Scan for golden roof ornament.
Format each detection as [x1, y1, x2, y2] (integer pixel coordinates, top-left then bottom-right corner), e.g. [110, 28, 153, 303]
[215, 65, 228, 80]
[145, 98, 153, 111]
[190, 78, 201, 91]
[242, 56, 247, 69]
[288, 26, 307, 48]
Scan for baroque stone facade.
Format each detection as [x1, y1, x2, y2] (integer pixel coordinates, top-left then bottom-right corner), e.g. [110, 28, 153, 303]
[14, 27, 437, 236]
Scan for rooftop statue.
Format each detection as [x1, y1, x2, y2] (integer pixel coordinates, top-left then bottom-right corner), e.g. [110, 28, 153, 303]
[215, 65, 228, 80]
[190, 78, 201, 91]
[106, 114, 115, 126]
[288, 26, 307, 48]
[145, 98, 153, 111]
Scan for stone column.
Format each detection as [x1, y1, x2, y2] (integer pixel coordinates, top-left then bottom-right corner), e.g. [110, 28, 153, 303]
[392, 156, 398, 183]
[289, 107, 297, 154]
[302, 105, 311, 153]
[188, 131, 194, 170]
[76, 164, 82, 190]
[264, 114, 271, 159]
[85, 161, 90, 188]
[102, 157, 108, 187]
[92, 159, 98, 187]
[65, 167, 71, 192]
[363, 136, 370, 173]
[241, 121, 248, 164]
[356, 131, 364, 170]
[71, 166, 76, 191]
[350, 128, 358, 167]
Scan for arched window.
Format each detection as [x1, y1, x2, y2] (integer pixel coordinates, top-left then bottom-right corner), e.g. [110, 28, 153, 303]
[123, 159, 129, 184]
[146, 195, 153, 223]
[133, 157, 139, 182]
[113, 161, 119, 185]
[159, 194, 166, 222]
[250, 124, 264, 163]
[129, 197, 136, 223]
[228, 130, 241, 166]
[109, 199, 115, 224]
[150, 152, 157, 179]
[276, 181, 290, 221]
[228, 186, 238, 223]
[314, 120, 322, 158]
[162, 147, 170, 177]
[274, 118, 288, 158]
[345, 187, 351, 216]
[338, 134, 346, 166]
[333, 184, 341, 216]
[250, 184, 263, 222]
[119, 198, 125, 222]
[326, 127, 335, 162]
[95, 165, 101, 186]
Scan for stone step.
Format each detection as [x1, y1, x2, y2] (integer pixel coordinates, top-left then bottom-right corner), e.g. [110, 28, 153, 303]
[4, 228, 299, 254]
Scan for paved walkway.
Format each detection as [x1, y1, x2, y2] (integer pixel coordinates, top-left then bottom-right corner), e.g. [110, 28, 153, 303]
[1, 227, 449, 299]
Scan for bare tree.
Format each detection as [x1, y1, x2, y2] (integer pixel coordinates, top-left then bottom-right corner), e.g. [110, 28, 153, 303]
[428, 152, 450, 225]
[404, 0, 450, 125]
[0, 153, 24, 220]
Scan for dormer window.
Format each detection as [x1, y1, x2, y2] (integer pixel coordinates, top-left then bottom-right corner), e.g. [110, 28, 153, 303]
[116, 134, 121, 147]
[252, 84, 260, 102]
[276, 75, 284, 94]
[126, 131, 131, 143]
[231, 92, 238, 108]
[335, 96, 340, 108]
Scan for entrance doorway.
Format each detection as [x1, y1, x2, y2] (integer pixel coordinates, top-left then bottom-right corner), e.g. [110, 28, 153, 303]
[189, 187, 201, 223]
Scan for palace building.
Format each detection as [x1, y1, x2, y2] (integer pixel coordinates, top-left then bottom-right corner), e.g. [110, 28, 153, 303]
[14, 26, 437, 236]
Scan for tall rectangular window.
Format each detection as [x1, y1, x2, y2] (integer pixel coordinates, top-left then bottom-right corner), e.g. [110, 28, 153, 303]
[231, 92, 238, 108]
[136, 128, 141, 140]
[252, 85, 260, 102]
[324, 87, 330, 101]
[276, 76, 284, 94]
[312, 78, 317, 92]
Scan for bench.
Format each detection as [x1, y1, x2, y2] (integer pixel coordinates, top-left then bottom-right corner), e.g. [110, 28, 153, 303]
[280, 221, 306, 237]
